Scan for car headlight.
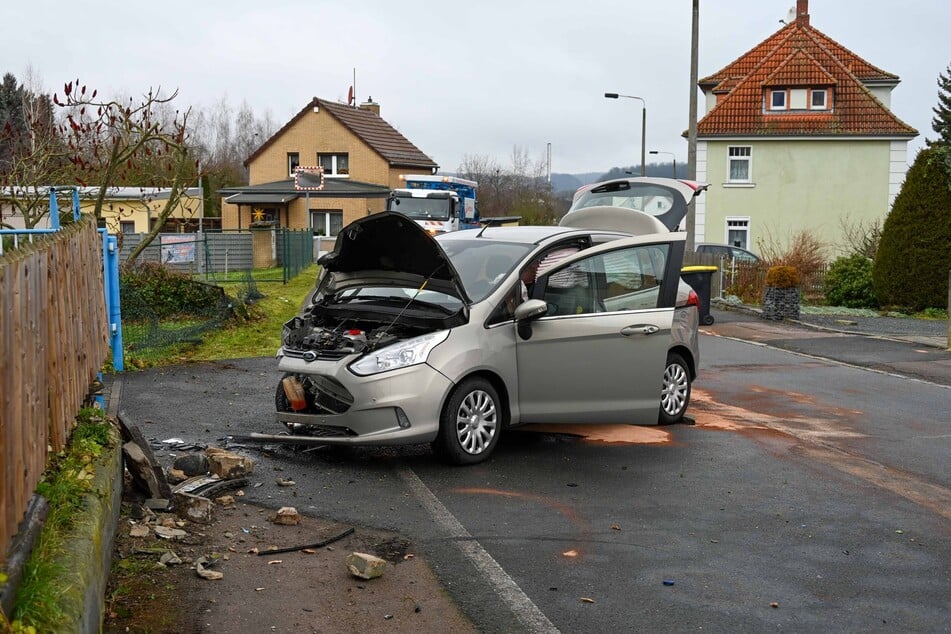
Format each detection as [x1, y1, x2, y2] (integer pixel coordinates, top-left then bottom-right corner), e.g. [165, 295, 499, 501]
[349, 331, 450, 376]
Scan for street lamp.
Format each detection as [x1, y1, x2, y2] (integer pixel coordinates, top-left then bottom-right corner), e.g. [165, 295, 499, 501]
[649, 150, 677, 178]
[604, 92, 646, 177]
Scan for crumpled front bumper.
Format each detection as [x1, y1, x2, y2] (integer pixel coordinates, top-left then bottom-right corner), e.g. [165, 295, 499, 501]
[275, 352, 453, 445]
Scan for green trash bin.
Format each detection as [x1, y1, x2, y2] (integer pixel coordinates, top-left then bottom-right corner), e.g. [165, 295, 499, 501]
[680, 265, 718, 326]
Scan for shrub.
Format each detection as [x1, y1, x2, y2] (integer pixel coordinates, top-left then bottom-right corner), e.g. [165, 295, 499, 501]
[872, 146, 951, 311]
[823, 254, 877, 308]
[765, 266, 800, 288]
[120, 262, 226, 319]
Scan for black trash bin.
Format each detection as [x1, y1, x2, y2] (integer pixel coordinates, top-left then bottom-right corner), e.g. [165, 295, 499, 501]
[680, 265, 718, 326]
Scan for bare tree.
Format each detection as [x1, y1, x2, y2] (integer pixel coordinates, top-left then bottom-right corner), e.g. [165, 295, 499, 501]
[457, 147, 559, 225]
[55, 79, 195, 260]
[0, 72, 70, 229]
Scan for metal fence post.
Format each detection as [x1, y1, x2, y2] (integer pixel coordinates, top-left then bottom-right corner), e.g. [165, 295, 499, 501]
[101, 230, 124, 371]
[947, 269, 950, 351]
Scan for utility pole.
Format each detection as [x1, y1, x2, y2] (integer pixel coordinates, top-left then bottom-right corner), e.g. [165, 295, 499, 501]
[686, 0, 699, 250]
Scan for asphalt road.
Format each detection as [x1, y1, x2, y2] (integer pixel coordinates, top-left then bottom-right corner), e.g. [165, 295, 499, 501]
[115, 319, 951, 632]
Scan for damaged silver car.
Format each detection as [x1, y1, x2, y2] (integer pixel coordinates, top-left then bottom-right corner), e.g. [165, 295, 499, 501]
[265, 209, 699, 464]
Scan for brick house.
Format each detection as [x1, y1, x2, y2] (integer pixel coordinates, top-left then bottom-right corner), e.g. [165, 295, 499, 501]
[219, 97, 438, 236]
[694, 0, 917, 256]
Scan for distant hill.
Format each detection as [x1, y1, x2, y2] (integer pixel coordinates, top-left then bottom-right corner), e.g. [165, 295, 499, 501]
[550, 172, 605, 195]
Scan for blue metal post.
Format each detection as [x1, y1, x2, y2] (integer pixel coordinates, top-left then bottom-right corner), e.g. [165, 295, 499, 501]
[49, 187, 61, 230]
[100, 230, 124, 371]
[71, 187, 81, 221]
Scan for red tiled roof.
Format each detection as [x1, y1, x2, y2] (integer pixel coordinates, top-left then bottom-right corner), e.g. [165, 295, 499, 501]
[246, 98, 437, 169]
[763, 49, 836, 87]
[697, 19, 915, 137]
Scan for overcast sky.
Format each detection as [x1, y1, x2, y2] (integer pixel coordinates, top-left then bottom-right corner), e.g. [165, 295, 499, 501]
[5, 1, 948, 175]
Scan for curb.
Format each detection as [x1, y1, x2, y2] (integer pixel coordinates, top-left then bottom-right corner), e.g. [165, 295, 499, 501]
[712, 301, 948, 350]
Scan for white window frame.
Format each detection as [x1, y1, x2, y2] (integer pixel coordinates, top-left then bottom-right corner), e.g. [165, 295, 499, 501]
[726, 146, 752, 184]
[318, 153, 350, 177]
[769, 89, 787, 110]
[310, 209, 343, 236]
[725, 217, 751, 250]
[810, 89, 827, 110]
[287, 152, 300, 178]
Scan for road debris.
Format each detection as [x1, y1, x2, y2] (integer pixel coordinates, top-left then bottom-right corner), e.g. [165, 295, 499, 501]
[663, 580, 675, 586]
[195, 556, 223, 580]
[129, 524, 149, 538]
[580, 597, 595, 603]
[154, 526, 187, 541]
[276, 478, 296, 487]
[269, 507, 302, 526]
[347, 552, 387, 580]
[258, 527, 355, 556]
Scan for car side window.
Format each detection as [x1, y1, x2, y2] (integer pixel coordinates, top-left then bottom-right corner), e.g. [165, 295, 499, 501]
[537, 244, 670, 315]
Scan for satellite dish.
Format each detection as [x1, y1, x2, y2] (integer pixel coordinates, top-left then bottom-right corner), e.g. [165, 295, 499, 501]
[786, 7, 796, 22]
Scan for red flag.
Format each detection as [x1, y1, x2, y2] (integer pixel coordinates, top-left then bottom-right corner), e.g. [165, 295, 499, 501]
[347, 86, 354, 105]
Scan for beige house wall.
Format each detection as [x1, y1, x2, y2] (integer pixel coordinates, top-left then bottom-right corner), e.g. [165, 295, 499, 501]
[248, 110, 389, 185]
[697, 138, 898, 258]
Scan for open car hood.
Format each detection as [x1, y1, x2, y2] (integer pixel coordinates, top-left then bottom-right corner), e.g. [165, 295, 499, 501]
[316, 212, 469, 302]
[567, 177, 707, 231]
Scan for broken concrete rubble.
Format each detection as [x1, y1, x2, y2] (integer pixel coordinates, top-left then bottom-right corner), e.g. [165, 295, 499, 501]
[205, 447, 254, 479]
[173, 491, 214, 524]
[346, 552, 387, 580]
[270, 507, 301, 526]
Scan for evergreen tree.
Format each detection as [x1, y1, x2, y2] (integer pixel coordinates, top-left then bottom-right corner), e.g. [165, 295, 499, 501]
[871, 147, 951, 310]
[931, 63, 951, 144]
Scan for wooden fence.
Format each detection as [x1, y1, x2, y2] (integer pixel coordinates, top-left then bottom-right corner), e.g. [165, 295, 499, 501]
[0, 219, 109, 567]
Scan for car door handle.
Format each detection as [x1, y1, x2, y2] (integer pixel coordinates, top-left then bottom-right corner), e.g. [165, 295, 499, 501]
[621, 324, 659, 336]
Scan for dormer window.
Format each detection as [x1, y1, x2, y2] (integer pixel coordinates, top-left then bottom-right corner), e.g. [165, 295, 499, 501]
[766, 87, 831, 112]
[770, 90, 786, 110]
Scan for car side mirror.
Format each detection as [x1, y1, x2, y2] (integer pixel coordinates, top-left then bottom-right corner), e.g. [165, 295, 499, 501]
[515, 299, 548, 340]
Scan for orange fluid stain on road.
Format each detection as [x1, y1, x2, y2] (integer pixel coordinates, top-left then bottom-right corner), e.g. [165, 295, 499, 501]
[517, 424, 671, 444]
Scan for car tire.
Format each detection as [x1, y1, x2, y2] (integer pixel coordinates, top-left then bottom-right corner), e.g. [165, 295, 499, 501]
[659, 352, 691, 425]
[434, 377, 502, 465]
[702, 314, 715, 326]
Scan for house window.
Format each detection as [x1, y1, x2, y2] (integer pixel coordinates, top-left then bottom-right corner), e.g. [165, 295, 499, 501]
[726, 217, 751, 250]
[311, 209, 343, 236]
[288, 153, 300, 177]
[120, 221, 136, 234]
[318, 153, 349, 176]
[769, 89, 786, 110]
[789, 88, 808, 110]
[727, 146, 752, 183]
[811, 89, 827, 110]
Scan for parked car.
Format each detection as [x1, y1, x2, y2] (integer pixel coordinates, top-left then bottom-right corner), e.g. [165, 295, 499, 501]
[267, 208, 700, 464]
[695, 243, 760, 263]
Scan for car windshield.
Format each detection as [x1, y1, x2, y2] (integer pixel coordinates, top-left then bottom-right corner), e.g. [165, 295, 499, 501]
[388, 196, 452, 221]
[571, 182, 678, 217]
[436, 238, 536, 303]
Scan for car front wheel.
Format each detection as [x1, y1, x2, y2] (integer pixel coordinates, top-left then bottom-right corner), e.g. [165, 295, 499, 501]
[659, 352, 691, 424]
[434, 377, 501, 465]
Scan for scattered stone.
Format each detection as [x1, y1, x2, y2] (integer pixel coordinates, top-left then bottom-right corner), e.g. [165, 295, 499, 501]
[173, 453, 209, 477]
[154, 526, 188, 541]
[173, 491, 214, 524]
[770, 602, 780, 609]
[276, 478, 296, 487]
[195, 557, 223, 581]
[270, 507, 301, 526]
[165, 468, 188, 484]
[123, 441, 166, 499]
[346, 552, 387, 580]
[144, 498, 170, 511]
[159, 551, 183, 566]
[224, 531, 234, 539]
[215, 495, 235, 506]
[205, 448, 254, 479]
[129, 524, 150, 538]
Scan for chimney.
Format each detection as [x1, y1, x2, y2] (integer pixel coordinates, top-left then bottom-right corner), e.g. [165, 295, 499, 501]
[358, 96, 380, 116]
[796, 0, 809, 25]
